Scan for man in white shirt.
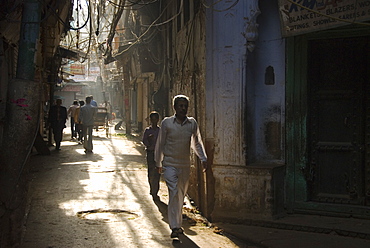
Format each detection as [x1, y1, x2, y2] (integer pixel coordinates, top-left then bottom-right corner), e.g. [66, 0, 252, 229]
[67, 100, 79, 140]
[155, 95, 207, 239]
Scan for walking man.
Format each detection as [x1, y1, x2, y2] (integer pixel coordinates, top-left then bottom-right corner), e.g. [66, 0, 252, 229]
[74, 100, 85, 144]
[78, 96, 97, 153]
[155, 95, 207, 238]
[67, 100, 79, 140]
[90, 95, 98, 107]
[48, 98, 68, 150]
[142, 111, 161, 201]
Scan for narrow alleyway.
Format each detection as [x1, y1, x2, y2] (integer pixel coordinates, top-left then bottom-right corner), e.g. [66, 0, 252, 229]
[20, 123, 246, 248]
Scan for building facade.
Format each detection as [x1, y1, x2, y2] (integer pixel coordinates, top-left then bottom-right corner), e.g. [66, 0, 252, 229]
[96, 0, 370, 222]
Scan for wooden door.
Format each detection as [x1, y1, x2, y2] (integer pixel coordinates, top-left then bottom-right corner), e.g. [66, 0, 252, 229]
[307, 37, 369, 205]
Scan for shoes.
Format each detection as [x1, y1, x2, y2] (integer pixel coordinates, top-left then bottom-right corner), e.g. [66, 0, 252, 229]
[84, 150, 93, 153]
[170, 227, 183, 238]
[170, 229, 179, 238]
[176, 227, 184, 234]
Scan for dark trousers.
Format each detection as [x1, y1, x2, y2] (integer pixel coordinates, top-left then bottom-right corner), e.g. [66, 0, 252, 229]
[75, 123, 83, 141]
[146, 150, 160, 197]
[52, 126, 64, 149]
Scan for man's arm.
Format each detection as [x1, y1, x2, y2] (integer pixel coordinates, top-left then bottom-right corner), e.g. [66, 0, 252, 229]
[142, 129, 150, 148]
[154, 119, 167, 168]
[191, 119, 208, 172]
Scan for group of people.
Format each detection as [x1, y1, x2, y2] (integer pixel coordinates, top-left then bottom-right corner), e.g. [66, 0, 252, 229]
[48, 95, 97, 153]
[50, 94, 207, 239]
[142, 94, 208, 239]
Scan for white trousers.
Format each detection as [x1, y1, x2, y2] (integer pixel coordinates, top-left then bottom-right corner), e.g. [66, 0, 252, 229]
[163, 166, 190, 229]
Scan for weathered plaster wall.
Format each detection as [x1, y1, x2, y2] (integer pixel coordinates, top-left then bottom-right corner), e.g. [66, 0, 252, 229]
[206, 1, 286, 221]
[251, 1, 286, 162]
[211, 163, 285, 221]
[205, 0, 248, 221]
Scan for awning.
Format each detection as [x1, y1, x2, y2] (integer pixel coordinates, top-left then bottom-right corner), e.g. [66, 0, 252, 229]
[59, 46, 87, 61]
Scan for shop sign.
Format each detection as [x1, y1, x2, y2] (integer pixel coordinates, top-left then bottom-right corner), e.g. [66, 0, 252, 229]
[88, 67, 100, 76]
[70, 64, 85, 75]
[279, 0, 370, 37]
[61, 85, 82, 92]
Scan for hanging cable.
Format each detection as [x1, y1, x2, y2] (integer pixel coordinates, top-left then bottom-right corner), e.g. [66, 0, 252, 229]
[141, 0, 182, 27]
[69, 0, 91, 30]
[107, 0, 158, 8]
[79, 0, 92, 63]
[96, 1, 100, 36]
[104, 0, 126, 57]
[114, 0, 182, 57]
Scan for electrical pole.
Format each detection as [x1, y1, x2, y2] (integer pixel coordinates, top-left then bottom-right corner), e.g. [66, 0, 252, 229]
[1, 0, 42, 205]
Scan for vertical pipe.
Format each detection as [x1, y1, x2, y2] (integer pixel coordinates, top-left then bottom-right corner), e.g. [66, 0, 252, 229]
[16, 0, 41, 80]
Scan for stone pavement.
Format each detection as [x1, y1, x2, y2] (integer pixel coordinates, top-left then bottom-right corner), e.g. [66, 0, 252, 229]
[21, 123, 370, 248]
[20, 125, 244, 248]
[216, 214, 370, 248]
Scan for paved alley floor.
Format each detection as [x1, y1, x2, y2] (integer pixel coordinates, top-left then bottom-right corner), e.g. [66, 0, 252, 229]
[20, 128, 245, 248]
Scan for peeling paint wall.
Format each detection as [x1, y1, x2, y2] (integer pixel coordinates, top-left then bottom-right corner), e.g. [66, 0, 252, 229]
[211, 163, 285, 221]
[251, 1, 285, 162]
[206, 0, 286, 221]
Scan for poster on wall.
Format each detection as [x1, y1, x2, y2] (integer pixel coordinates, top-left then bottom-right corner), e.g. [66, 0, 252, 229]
[278, 0, 370, 37]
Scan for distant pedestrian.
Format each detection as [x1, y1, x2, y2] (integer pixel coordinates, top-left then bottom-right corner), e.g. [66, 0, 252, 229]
[90, 95, 98, 107]
[78, 96, 97, 153]
[74, 100, 85, 144]
[142, 111, 161, 201]
[155, 95, 207, 239]
[48, 98, 68, 150]
[67, 100, 79, 139]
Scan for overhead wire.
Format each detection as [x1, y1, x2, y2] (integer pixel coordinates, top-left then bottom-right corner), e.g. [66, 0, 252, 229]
[35, 0, 90, 31]
[107, 0, 158, 8]
[69, 0, 91, 30]
[104, 0, 126, 57]
[141, 0, 182, 27]
[113, 0, 182, 57]
[79, 0, 92, 63]
[179, 5, 197, 91]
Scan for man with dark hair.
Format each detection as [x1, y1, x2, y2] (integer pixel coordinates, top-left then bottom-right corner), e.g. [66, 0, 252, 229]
[78, 96, 97, 153]
[67, 100, 79, 140]
[90, 95, 98, 107]
[74, 100, 85, 144]
[48, 98, 68, 150]
[142, 111, 161, 201]
[155, 95, 207, 238]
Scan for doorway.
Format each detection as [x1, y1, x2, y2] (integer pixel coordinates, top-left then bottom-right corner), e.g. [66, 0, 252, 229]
[307, 37, 369, 206]
[286, 32, 370, 216]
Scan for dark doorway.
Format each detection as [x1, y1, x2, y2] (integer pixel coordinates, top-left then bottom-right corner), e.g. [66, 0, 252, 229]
[307, 36, 370, 206]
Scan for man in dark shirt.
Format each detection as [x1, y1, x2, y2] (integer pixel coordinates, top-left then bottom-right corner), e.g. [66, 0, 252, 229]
[48, 98, 68, 150]
[142, 111, 161, 201]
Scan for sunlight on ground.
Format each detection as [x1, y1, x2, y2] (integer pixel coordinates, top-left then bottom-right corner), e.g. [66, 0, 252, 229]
[60, 161, 91, 166]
